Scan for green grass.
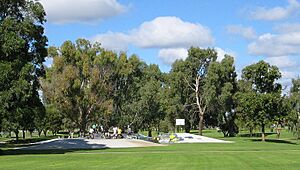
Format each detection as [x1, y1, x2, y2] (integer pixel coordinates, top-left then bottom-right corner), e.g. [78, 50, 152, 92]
[1, 130, 300, 170]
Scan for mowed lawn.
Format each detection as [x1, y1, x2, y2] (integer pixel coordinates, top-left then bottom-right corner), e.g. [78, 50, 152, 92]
[1, 131, 300, 170]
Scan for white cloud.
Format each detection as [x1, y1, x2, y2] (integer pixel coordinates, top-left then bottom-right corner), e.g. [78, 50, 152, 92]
[250, 0, 300, 21]
[265, 56, 296, 68]
[158, 48, 188, 65]
[40, 0, 128, 24]
[92, 16, 214, 51]
[130, 17, 214, 48]
[274, 23, 300, 33]
[215, 47, 236, 62]
[92, 16, 214, 64]
[158, 47, 235, 65]
[93, 32, 131, 51]
[281, 70, 298, 79]
[248, 32, 300, 57]
[227, 25, 257, 39]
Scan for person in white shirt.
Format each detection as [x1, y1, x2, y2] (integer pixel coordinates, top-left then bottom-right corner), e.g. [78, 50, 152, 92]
[113, 126, 118, 139]
[89, 128, 94, 139]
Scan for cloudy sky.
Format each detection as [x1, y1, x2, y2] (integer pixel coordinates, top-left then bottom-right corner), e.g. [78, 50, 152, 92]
[41, 0, 300, 87]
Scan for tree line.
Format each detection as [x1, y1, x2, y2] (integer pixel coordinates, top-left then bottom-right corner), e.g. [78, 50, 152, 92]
[0, 0, 299, 141]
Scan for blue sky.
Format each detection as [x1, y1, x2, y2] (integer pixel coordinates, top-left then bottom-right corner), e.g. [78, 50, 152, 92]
[41, 0, 300, 88]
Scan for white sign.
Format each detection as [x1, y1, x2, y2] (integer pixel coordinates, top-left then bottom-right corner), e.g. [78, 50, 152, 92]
[176, 119, 185, 126]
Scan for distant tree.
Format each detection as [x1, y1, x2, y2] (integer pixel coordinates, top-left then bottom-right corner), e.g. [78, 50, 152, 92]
[235, 80, 257, 136]
[136, 64, 164, 137]
[205, 55, 238, 137]
[167, 48, 220, 135]
[287, 78, 300, 140]
[167, 59, 194, 132]
[42, 104, 63, 136]
[0, 0, 47, 141]
[241, 61, 282, 94]
[111, 54, 146, 130]
[185, 47, 217, 135]
[237, 61, 282, 141]
[42, 39, 113, 135]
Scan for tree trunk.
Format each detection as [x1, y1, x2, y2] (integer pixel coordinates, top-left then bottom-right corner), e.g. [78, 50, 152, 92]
[15, 130, 19, 142]
[249, 127, 253, 137]
[185, 120, 191, 133]
[195, 76, 205, 136]
[80, 123, 86, 137]
[199, 113, 204, 136]
[79, 107, 88, 137]
[38, 130, 42, 137]
[261, 124, 265, 142]
[29, 131, 33, 138]
[22, 129, 25, 139]
[43, 130, 47, 137]
[148, 129, 152, 137]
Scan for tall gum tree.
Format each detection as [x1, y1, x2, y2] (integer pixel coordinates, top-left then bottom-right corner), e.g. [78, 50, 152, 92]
[185, 47, 217, 135]
[204, 55, 238, 137]
[42, 39, 114, 135]
[111, 53, 147, 129]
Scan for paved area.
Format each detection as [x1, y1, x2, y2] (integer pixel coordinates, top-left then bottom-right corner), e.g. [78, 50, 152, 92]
[20, 138, 163, 150]
[175, 133, 232, 143]
[18, 133, 231, 150]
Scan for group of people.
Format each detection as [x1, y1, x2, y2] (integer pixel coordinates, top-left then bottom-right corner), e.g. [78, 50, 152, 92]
[88, 124, 103, 139]
[106, 126, 122, 139]
[88, 124, 131, 139]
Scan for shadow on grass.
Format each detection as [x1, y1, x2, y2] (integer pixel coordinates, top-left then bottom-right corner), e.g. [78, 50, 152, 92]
[0, 148, 107, 156]
[0, 136, 58, 148]
[250, 138, 297, 145]
[239, 132, 277, 138]
[9, 137, 57, 144]
[0, 138, 108, 156]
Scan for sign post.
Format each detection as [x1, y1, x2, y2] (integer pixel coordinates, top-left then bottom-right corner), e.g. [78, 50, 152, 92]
[175, 119, 185, 133]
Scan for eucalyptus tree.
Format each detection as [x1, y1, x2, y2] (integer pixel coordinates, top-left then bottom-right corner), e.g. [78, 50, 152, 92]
[129, 64, 164, 137]
[42, 39, 114, 135]
[111, 53, 147, 130]
[167, 59, 194, 132]
[167, 48, 219, 134]
[0, 0, 47, 141]
[185, 47, 217, 135]
[204, 55, 238, 137]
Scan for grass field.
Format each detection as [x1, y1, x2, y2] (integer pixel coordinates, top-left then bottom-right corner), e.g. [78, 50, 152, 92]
[1, 130, 300, 170]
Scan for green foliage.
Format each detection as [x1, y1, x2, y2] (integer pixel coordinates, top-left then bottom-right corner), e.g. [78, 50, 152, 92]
[137, 64, 164, 136]
[287, 78, 300, 139]
[205, 55, 238, 137]
[166, 47, 218, 134]
[166, 59, 191, 131]
[42, 39, 167, 136]
[0, 0, 47, 140]
[242, 60, 281, 93]
[237, 60, 283, 141]
[110, 53, 147, 130]
[42, 39, 113, 133]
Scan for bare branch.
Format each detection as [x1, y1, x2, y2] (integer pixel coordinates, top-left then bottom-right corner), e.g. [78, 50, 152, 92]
[184, 77, 196, 91]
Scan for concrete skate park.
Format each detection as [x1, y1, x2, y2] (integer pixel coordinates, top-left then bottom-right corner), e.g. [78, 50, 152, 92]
[19, 133, 231, 150]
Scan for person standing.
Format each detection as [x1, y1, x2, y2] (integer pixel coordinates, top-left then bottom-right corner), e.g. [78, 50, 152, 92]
[89, 128, 94, 139]
[113, 126, 118, 139]
[117, 128, 122, 138]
